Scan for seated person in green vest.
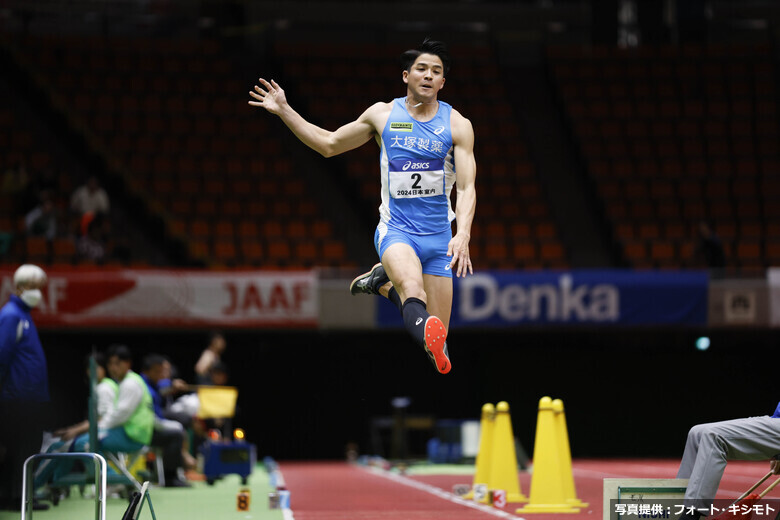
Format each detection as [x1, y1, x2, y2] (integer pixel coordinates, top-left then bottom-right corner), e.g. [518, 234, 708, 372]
[34, 344, 153, 487]
[82, 344, 154, 453]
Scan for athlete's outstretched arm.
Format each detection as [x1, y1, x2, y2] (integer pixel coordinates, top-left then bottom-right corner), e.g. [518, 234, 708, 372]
[448, 111, 476, 278]
[249, 78, 380, 157]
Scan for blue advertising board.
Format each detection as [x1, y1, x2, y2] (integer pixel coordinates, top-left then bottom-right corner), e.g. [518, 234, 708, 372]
[376, 270, 709, 327]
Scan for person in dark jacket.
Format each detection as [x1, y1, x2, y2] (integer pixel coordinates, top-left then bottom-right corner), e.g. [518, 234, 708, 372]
[0, 264, 50, 510]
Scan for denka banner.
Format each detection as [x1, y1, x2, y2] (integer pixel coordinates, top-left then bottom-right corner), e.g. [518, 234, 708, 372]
[377, 270, 709, 327]
[0, 269, 318, 328]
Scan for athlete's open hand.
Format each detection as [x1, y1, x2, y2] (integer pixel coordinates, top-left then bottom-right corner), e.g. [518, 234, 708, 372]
[447, 232, 473, 278]
[248, 78, 287, 115]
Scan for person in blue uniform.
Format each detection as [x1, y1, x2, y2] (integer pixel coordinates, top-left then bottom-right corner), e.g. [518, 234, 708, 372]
[249, 39, 476, 374]
[0, 264, 50, 510]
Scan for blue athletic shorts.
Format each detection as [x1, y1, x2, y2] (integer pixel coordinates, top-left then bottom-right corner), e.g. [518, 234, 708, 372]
[374, 222, 453, 278]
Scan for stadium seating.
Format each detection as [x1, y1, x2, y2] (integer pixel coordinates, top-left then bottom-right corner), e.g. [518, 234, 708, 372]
[3, 34, 568, 270]
[0, 82, 69, 265]
[8, 35, 350, 269]
[548, 43, 777, 273]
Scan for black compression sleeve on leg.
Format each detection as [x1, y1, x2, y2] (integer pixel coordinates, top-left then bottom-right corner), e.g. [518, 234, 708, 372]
[402, 297, 429, 348]
[387, 287, 403, 312]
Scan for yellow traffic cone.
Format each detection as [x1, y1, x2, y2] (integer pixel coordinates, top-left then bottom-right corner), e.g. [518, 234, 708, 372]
[516, 397, 580, 514]
[487, 401, 527, 503]
[465, 403, 495, 501]
[553, 399, 588, 508]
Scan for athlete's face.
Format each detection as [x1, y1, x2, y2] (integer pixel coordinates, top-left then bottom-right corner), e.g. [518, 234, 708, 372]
[403, 53, 445, 101]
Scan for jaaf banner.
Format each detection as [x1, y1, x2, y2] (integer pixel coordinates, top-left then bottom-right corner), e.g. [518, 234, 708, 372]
[0, 269, 318, 328]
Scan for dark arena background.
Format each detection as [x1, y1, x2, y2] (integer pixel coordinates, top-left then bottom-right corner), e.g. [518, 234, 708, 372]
[2, 1, 780, 518]
[38, 327, 780, 460]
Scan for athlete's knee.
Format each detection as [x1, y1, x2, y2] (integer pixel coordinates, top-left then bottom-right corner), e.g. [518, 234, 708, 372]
[397, 278, 426, 301]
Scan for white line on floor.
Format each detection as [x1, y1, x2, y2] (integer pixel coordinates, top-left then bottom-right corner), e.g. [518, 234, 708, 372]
[361, 466, 528, 520]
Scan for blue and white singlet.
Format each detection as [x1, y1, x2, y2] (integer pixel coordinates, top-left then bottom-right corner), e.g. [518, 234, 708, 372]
[378, 97, 456, 235]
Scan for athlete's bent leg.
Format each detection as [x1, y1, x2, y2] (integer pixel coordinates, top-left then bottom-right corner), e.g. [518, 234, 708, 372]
[382, 243, 429, 347]
[382, 244, 451, 373]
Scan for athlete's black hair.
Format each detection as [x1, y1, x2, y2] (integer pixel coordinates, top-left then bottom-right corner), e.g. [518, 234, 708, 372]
[400, 38, 451, 76]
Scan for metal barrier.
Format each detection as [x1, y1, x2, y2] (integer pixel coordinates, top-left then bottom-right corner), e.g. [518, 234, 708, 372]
[21, 452, 107, 520]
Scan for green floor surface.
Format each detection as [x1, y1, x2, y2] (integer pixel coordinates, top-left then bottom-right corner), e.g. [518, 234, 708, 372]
[0, 465, 283, 520]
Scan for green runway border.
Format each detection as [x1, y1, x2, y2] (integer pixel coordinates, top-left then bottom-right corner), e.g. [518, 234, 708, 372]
[0, 464, 282, 520]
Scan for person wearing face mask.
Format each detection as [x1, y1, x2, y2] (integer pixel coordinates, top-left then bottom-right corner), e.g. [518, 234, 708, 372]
[0, 264, 50, 511]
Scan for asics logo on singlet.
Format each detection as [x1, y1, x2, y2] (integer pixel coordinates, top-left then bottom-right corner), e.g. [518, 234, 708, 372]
[402, 160, 430, 171]
[433, 126, 446, 135]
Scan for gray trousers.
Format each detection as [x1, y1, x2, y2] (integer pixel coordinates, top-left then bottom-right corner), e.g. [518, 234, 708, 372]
[676, 416, 780, 509]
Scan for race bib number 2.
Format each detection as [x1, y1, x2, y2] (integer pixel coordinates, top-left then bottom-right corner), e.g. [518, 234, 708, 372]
[389, 159, 443, 199]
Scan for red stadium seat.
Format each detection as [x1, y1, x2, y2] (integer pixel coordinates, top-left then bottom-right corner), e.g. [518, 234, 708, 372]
[262, 220, 284, 238]
[238, 220, 259, 239]
[485, 241, 508, 262]
[188, 239, 210, 259]
[650, 241, 676, 263]
[52, 238, 75, 263]
[321, 240, 347, 263]
[294, 241, 318, 264]
[266, 239, 292, 263]
[189, 219, 211, 238]
[286, 220, 308, 240]
[512, 241, 538, 263]
[622, 240, 647, 264]
[25, 236, 49, 262]
[240, 241, 264, 263]
[311, 220, 333, 240]
[213, 220, 235, 239]
[539, 241, 565, 263]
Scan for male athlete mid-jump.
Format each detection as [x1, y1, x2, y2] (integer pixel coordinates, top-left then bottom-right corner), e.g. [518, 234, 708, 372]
[249, 39, 476, 374]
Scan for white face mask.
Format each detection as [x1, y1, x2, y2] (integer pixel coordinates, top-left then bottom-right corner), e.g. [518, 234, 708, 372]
[20, 289, 42, 308]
